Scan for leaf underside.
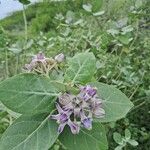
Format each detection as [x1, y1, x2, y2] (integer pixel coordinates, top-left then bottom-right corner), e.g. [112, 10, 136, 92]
[0, 73, 59, 114]
[59, 123, 108, 150]
[0, 113, 58, 150]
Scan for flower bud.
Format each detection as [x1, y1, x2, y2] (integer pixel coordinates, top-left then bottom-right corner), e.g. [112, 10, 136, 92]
[55, 53, 65, 63]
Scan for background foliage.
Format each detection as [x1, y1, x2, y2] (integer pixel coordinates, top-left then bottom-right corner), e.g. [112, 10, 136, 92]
[0, 0, 150, 149]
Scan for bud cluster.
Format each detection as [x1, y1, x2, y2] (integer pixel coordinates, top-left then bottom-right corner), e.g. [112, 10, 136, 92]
[24, 52, 64, 74]
[51, 85, 105, 134]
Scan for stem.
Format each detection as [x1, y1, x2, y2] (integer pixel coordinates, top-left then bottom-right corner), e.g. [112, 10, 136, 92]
[5, 49, 9, 78]
[15, 55, 19, 75]
[23, 5, 28, 42]
[130, 101, 146, 113]
[22, 4, 28, 63]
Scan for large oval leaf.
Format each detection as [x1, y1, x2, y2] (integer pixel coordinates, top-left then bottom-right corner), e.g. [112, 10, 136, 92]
[0, 113, 58, 150]
[90, 82, 134, 122]
[64, 52, 96, 84]
[59, 123, 108, 150]
[0, 73, 59, 114]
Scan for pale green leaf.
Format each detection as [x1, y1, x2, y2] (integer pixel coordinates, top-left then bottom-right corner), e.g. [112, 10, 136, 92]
[113, 132, 122, 144]
[0, 113, 58, 150]
[93, 11, 105, 16]
[0, 73, 59, 114]
[59, 123, 108, 150]
[64, 52, 96, 84]
[128, 139, 138, 146]
[82, 3, 92, 12]
[90, 82, 134, 122]
[125, 129, 131, 140]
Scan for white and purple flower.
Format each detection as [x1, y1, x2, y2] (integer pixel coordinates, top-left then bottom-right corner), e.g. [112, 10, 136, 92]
[51, 85, 105, 134]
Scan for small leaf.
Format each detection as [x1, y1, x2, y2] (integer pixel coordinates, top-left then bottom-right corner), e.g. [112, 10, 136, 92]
[19, 0, 30, 5]
[64, 52, 96, 84]
[128, 139, 138, 146]
[113, 132, 122, 144]
[59, 123, 108, 150]
[125, 129, 131, 140]
[8, 48, 22, 54]
[93, 11, 105, 16]
[90, 82, 134, 122]
[115, 145, 123, 150]
[121, 25, 133, 34]
[0, 113, 58, 150]
[107, 29, 119, 36]
[0, 73, 59, 114]
[82, 3, 92, 12]
[118, 35, 133, 45]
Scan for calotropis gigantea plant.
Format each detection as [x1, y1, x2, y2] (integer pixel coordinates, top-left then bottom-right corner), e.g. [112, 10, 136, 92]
[0, 52, 133, 150]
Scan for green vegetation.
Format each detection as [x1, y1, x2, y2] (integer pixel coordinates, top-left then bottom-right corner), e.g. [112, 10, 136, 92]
[0, 0, 150, 149]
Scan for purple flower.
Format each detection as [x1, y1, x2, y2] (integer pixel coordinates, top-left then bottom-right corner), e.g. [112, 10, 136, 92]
[51, 103, 72, 124]
[51, 103, 80, 134]
[55, 53, 65, 63]
[80, 85, 97, 101]
[32, 52, 46, 63]
[51, 85, 105, 135]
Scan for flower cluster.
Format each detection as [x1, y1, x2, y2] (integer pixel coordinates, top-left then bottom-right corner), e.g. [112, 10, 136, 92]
[51, 85, 105, 134]
[24, 52, 64, 74]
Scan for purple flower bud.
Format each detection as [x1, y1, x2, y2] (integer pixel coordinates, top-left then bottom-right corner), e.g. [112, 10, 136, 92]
[68, 120, 80, 134]
[82, 118, 92, 130]
[86, 85, 97, 97]
[24, 64, 33, 71]
[55, 53, 65, 63]
[36, 52, 45, 60]
[93, 107, 105, 118]
[59, 93, 71, 106]
[90, 99, 105, 118]
[80, 110, 92, 129]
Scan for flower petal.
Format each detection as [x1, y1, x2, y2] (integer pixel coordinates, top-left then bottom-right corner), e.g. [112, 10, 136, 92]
[68, 120, 80, 134]
[58, 123, 66, 134]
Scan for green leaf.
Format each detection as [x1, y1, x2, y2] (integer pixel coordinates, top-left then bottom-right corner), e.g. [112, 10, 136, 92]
[59, 123, 108, 150]
[19, 0, 30, 5]
[90, 82, 134, 122]
[65, 52, 96, 84]
[0, 73, 59, 114]
[115, 145, 123, 150]
[125, 129, 131, 140]
[128, 139, 138, 146]
[113, 132, 122, 144]
[93, 11, 105, 16]
[82, 3, 92, 12]
[0, 113, 58, 150]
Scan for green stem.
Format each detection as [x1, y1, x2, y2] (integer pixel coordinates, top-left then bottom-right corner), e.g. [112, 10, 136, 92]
[22, 4, 28, 63]
[23, 5, 28, 42]
[5, 49, 9, 78]
[15, 55, 19, 75]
